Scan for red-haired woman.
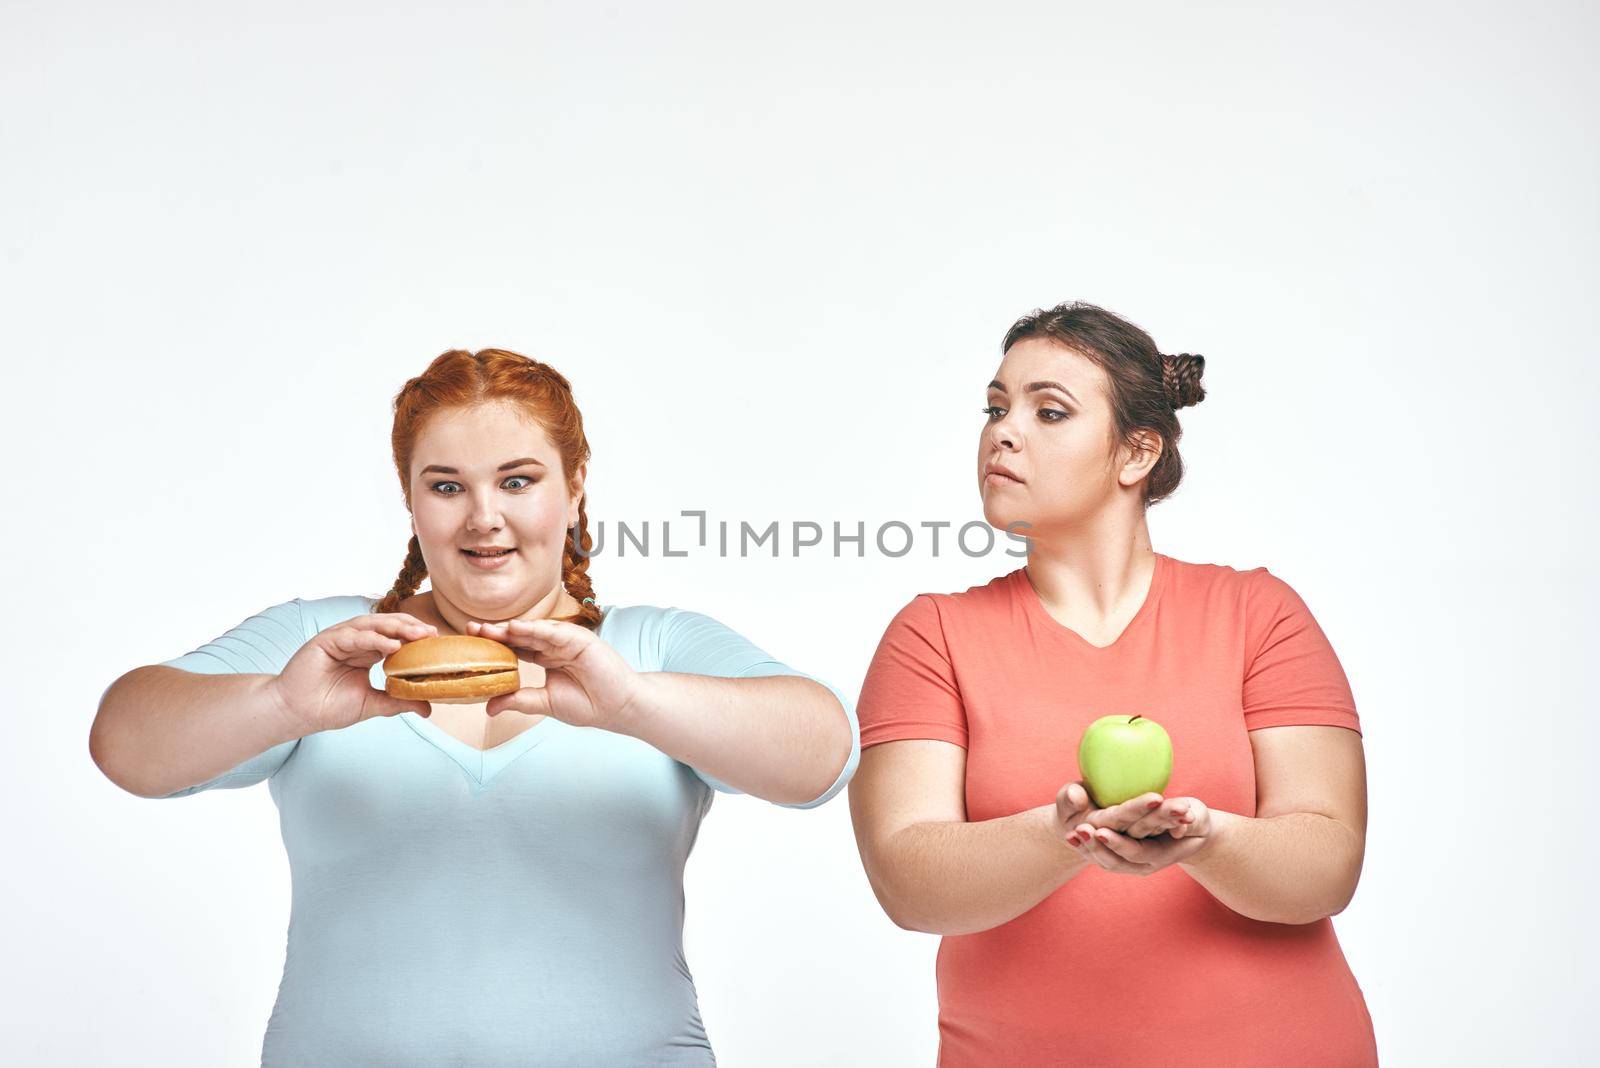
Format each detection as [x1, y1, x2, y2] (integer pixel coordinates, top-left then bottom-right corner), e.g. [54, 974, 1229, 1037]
[849, 304, 1376, 1065]
[91, 349, 858, 1066]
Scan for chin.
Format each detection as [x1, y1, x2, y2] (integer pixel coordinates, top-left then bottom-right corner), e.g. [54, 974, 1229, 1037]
[982, 501, 1022, 531]
[439, 582, 520, 608]
[455, 573, 558, 602]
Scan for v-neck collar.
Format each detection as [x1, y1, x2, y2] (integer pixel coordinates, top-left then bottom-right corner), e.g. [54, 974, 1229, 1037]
[1017, 553, 1167, 652]
[381, 603, 613, 788]
[400, 712, 556, 787]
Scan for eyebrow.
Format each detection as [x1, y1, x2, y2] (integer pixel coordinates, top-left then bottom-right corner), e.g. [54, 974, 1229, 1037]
[419, 458, 545, 476]
[987, 379, 1080, 405]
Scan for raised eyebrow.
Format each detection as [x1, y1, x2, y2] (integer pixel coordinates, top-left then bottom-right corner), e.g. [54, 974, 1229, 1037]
[420, 458, 545, 476]
[987, 379, 1079, 405]
[1025, 380, 1078, 405]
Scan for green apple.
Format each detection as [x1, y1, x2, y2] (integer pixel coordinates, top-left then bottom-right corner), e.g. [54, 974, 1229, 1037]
[1077, 714, 1173, 807]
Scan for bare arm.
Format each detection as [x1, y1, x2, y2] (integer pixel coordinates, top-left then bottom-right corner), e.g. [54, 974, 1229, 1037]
[89, 666, 302, 799]
[849, 739, 1101, 935]
[1179, 725, 1368, 924]
[90, 613, 435, 799]
[619, 672, 854, 806]
[471, 616, 855, 807]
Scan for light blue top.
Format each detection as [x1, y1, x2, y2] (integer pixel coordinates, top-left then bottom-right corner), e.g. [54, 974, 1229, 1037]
[156, 595, 859, 1067]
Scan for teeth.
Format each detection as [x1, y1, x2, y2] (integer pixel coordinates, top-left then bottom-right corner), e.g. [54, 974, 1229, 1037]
[465, 549, 512, 557]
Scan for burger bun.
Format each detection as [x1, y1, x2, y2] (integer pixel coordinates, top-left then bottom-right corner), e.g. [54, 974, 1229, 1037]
[381, 634, 523, 705]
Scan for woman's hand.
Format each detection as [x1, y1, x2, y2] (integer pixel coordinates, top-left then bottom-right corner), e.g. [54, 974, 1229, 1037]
[1067, 795, 1216, 876]
[467, 618, 642, 729]
[266, 613, 439, 734]
[1054, 782, 1174, 844]
[1123, 795, 1212, 840]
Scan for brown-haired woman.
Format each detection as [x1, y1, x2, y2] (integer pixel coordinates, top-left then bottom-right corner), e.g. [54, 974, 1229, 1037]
[91, 348, 858, 1066]
[849, 303, 1376, 1065]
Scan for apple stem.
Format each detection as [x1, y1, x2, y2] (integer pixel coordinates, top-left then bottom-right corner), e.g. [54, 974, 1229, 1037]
[1129, 715, 1142, 723]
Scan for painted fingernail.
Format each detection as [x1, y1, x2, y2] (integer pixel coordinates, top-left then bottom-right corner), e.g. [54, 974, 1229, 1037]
[1147, 800, 1161, 809]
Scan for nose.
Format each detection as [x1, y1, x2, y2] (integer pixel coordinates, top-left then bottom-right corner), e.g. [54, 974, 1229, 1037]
[465, 488, 504, 533]
[988, 412, 1020, 452]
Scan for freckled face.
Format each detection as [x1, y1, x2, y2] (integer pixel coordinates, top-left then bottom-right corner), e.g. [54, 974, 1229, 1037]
[408, 402, 582, 619]
[978, 339, 1122, 540]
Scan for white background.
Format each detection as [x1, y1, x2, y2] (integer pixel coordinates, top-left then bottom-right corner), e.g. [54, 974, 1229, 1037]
[3, 1, 1596, 1064]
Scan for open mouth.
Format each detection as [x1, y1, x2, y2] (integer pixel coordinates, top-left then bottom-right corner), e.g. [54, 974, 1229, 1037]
[462, 548, 517, 570]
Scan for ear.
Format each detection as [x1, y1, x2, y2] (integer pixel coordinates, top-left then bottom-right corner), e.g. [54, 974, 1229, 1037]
[1118, 430, 1163, 488]
[566, 463, 587, 528]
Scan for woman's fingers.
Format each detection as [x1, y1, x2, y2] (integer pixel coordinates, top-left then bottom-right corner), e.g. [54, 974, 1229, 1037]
[473, 620, 573, 664]
[481, 619, 588, 645]
[1069, 823, 1153, 875]
[327, 617, 435, 656]
[515, 618, 586, 638]
[350, 614, 437, 638]
[360, 688, 430, 721]
[1090, 835, 1155, 875]
[326, 627, 404, 664]
[1090, 792, 1166, 832]
[469, 631, 549, 666]
[1093, 828, 1156, 866]
[1056, 782, 1092, 834]
[485, 686, 553, 719]
[1057, 787, 1166, 849]
[1124, 799, 1191, 839]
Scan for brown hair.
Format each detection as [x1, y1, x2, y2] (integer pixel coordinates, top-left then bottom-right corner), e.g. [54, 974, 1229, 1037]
[371, 348, 603, 629]
[1001, 301, 1205, 507]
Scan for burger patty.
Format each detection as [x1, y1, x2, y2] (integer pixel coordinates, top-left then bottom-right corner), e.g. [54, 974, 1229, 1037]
[395, 670, 511, 682]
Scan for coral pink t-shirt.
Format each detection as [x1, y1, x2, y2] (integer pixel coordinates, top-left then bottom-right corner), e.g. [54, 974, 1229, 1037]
[857, 553, 1376, 1066]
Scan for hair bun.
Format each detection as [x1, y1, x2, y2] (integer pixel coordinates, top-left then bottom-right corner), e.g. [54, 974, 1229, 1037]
[1160, 353, 1207, 410]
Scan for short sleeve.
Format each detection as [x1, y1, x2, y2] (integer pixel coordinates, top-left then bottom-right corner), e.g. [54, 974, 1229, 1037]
[857, 595, 968, 749]
[1242, 570, 1362, 735]
[655, 607, 859, 809]
[152, 598, 308, 797]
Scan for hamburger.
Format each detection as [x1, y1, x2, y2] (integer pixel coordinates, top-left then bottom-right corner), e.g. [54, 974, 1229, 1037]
[382, 634, 522, 704]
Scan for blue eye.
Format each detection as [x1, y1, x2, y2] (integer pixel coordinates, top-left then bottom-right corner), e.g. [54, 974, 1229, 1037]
[430, 477, 538, 496]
